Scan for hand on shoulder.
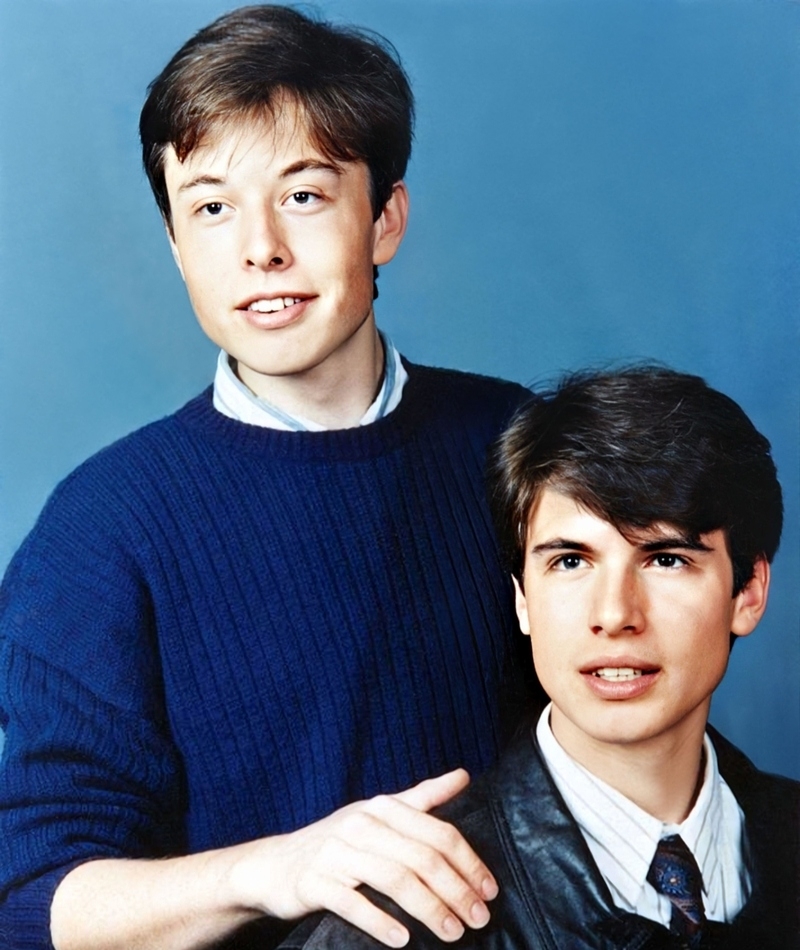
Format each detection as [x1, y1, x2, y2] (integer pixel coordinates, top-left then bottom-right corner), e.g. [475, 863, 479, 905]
[229, 769, 497, 947]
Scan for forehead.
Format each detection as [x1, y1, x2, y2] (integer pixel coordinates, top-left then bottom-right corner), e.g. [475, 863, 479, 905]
[166, 107, 324, 178]
[526, 489, 614, 540]
[525, 488, 695, 547]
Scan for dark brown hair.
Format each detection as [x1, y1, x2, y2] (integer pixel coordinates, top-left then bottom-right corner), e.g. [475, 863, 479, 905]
[488, 365, 783, 595]
[140, 5, 414, 228]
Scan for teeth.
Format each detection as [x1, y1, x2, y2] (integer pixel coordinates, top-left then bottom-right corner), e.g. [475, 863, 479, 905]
[247, 297, 302, 313]
[593, 667, 643, 681]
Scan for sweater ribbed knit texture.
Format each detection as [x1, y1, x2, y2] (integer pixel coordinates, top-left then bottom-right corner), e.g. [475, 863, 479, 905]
[0, 363, 532, 949]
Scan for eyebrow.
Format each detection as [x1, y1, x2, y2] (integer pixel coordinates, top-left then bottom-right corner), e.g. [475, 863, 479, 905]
[639, 536, 714, 553]
[177, 174, 227, 195]
[530, 540, 593, 556]
[176, 159, 342, 196]
[530, 535, 714, 556]
[279, 159, 342, 179]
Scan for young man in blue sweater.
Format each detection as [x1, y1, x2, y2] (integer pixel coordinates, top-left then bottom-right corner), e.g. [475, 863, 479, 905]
[283, 367, 799, 949]
[0, 7, 535, 950]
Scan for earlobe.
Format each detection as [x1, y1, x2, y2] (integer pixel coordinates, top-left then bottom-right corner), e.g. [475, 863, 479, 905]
[730, 557, 771, 639]
[512, 576, 531, 637]
[372, 181, 409, 266]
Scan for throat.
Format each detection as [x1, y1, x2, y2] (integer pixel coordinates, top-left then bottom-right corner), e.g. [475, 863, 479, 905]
[233, 327, 386, 430]
[549, 706, 709, 823]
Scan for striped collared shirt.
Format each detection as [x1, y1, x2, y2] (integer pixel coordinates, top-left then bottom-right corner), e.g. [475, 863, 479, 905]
[212, 333, 408, 431]
[536, 705, 750, 926]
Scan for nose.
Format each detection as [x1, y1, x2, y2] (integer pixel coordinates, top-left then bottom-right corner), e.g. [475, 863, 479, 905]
[241, 206, 291, 271]
[589, 565, 645, 637]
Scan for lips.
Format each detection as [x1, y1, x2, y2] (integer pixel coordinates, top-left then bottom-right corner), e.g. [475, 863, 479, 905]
[580, 656, 660, 676]
[580, 657, 661, 700]
[247, 296, 303, 313]
[237, 294, 315, 330]
[236, 292, 313, 310]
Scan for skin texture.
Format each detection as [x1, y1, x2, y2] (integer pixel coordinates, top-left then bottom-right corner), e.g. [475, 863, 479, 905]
[165, 105, 409, 427]
[514, 488, 770, 823]
[50, 111, 497, 950]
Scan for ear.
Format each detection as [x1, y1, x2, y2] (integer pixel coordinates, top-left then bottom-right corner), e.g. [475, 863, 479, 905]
[730, 557, 770, 639]
[372, 181, 409, 266]
[512, 576, 531, 637]
[166, 224, 186, 282]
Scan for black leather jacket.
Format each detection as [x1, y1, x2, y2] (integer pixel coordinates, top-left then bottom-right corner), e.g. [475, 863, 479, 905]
[280, 726, 800, 950]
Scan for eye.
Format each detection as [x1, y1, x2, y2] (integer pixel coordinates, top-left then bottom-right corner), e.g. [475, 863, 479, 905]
[288, 191, 319, 206]
[200, 202, 224, 216]
[553, 554, 585, 571]
[652, 553, 687, 568]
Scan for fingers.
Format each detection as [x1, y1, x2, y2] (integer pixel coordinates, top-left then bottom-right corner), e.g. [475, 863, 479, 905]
[393, 769, 471, 812]
[356, 840, 489, 941]
[313, 837, 486, 945]
[363, 792, 498, 904]
[324, 884, 411, 948]
[304, 798, 495, 941]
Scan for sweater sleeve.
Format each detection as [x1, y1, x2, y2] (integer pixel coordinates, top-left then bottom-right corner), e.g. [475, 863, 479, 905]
[0, 473, 186, 950]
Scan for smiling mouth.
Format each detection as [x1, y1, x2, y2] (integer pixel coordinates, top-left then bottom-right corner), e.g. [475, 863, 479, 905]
[245, 297, 305, 313]
[593, 667, 647, 681]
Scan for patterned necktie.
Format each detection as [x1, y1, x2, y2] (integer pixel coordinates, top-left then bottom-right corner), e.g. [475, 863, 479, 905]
[647, 834, 707, 939]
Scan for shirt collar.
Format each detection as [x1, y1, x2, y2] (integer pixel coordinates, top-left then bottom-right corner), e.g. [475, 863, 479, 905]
[212, 332, 408, 431]
[536, 705, 747, 921]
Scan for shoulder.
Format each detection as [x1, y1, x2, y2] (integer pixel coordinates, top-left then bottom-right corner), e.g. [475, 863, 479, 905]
[28, 389, 214, 519]
[711, 726, 800, 865]
[1, 389, 213, 633]
[406, 362, 531, 410]
[709, 728, 800, 944]
[63, 388, 213, 476]
[710, 726, 800, 806]
[402, 362, 533, 439]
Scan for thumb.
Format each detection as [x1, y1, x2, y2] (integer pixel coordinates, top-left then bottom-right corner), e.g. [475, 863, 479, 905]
[393, 768, 471, 812]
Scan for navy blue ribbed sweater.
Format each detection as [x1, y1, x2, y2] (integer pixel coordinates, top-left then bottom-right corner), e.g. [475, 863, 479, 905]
[0, 363, 531, 949]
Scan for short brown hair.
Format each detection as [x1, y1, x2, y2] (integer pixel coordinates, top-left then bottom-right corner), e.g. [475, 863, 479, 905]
[488, 365, 783, 595]
[140, 4, 414, 228]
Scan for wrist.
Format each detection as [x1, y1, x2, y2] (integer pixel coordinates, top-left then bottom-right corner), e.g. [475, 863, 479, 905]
[220, 833, 292, 920]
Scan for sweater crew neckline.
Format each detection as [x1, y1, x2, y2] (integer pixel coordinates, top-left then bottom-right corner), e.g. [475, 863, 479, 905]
[175, 361, 438, 462]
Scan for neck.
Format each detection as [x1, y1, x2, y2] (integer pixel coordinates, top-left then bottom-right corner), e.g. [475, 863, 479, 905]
[550, 706, 708, 824]
[237, 318, 384, 429]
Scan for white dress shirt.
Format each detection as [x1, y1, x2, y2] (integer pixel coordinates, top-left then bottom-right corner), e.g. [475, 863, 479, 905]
[212, 333, 408, 430]
[536, 705, 750, 926]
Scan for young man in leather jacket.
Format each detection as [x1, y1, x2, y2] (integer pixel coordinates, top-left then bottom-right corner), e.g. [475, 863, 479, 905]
[283, 366, 799, 949]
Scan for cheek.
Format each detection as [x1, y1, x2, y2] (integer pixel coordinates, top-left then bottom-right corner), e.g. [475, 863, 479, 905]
[331, 217, 379, 278]
[652, 591, 734, 684]
[654, 584, 734, 642]
[181, 246, 232, 304]
[529, 586, 582, 634]
[184, 273, 221, 321]
[526, 595, 576, 684]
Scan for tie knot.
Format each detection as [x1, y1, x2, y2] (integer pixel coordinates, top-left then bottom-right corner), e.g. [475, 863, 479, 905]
[647, 834, 707, 939]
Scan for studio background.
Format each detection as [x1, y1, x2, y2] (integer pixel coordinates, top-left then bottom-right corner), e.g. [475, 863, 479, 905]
[1, 0, 798, 779]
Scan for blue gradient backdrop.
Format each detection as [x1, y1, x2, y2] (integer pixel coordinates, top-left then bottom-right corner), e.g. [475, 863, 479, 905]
[1, 0, 798, 778]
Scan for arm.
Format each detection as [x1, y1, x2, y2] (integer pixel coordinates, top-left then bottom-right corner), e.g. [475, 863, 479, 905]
[0, 464, 497, 950]
[51, 769, 497, 950]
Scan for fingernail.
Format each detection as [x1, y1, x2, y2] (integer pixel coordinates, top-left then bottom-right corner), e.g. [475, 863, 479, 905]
[387, 927, 408, 947]
[481, 876, 499, 900]
[442, 915, 463, 938]
[470, 901, 490, 926]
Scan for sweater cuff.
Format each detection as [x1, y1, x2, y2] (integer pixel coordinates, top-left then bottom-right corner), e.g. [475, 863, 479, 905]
[0, 862, 82, 950]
